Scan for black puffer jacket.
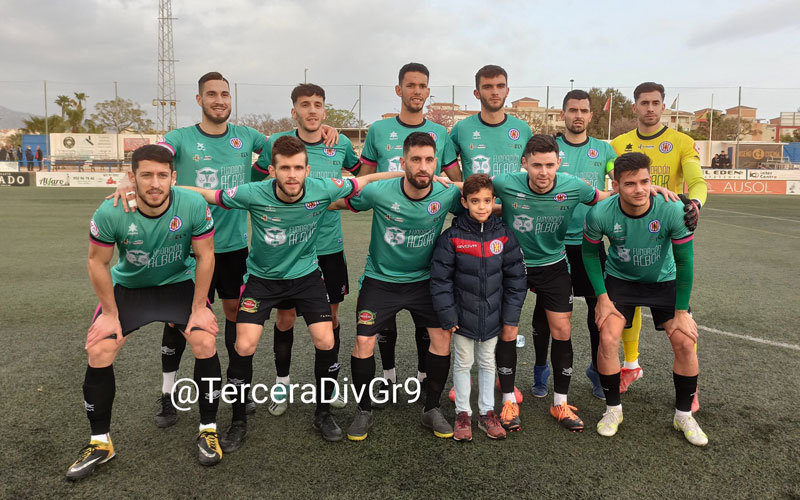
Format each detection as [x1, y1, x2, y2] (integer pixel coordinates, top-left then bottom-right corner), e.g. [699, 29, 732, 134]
[430, 213, 527, 341]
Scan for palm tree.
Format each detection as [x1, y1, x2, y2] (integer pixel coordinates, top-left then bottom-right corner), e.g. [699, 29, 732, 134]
[67, 108, 85, 133]
[55, 95, 72, 119]
[73, 92, 88, 111]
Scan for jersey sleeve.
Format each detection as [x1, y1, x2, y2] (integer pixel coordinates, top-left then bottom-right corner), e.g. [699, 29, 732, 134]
[447, 186, 465, 216]
[610, 135, 625, 156]
[248, 126, 268, 156]
[603, 142, 617, 175]
[342, 137, 362, 173]
[159, 129, 181, 159]
[667, 200, 694, 243]
[578, 177, 600, 205]
[253, 135, 276, 182]
[345, 180, 377, 212]
[582, 205, 604, 243]
[216, 183, 254, 211]
[680, 136, 708, 206]
[360, 127, 378, 167]
[440, 134, 459, 171]
[187, 192, 215, 240]
[89, 203, 117, 247]
[323, 177, 357, 202]
[449, 122, 462, 156]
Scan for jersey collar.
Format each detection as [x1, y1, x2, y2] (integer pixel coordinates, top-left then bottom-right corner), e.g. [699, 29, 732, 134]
[618, 194, 655, 219]
[477, 113, 508, 128]
[294, 129, 324, 147]
[395, 116, 427, 129]
[528, 174, 558, 196]
[195, 123, 229, 139]
[557, 132, 589, 148]
[400, 177, 433, 201]
[272, 180, 306, 204]
[138, 190, 174, 219]
[635, 125, 668, 141]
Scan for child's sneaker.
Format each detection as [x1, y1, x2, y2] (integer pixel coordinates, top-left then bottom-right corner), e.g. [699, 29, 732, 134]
[478, 410, 507, 439]
[453, 411, 472, 442]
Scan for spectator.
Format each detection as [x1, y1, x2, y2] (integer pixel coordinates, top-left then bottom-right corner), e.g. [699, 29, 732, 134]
[25, 146, 34, 171]
[0, 146, 7, 162]
[16, 146, 22, 167]
[7, 147, 15, 161]
[710, 153, 719, 169]
[719, 152, 731, 168]
[35, 146, 43, 171]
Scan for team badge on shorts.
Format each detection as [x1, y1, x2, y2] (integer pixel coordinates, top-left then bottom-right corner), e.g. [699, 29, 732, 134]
[648, 219, 661, 233]
[508, 128, 521, 140]
[305, 201, 319, 210]
[225, 186, 237, 197]
[358, 310, 376, 325]
[427, 201, 441, 215]
[323, 148, 336, 157]
[489, 239, 504, 255]
[554, 193, 568, 202]
[239, 297, 259, 313]
[659, 141, 673, 154]
[230, 138, 243, 150]
[90, 219, 99, 237]
[427, 131, 438, 141]
[332, 178, 345, 188]
[587, 148, 599, 159]
[169, 216, 182, 232]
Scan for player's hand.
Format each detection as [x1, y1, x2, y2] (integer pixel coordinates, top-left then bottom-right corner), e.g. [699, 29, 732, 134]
[678, 194, 700, 231]
[664, 310, 698, 342]
[321, 125, 340, 147]
[650, 184, 679, 202]
[86, 312, 122, 349]
[595, 295, 624, 330]
[446, 325, 459, 334]
[106, 180, 137, 213]
[434, 175, 453, 188]
[185, 307, 219, 337]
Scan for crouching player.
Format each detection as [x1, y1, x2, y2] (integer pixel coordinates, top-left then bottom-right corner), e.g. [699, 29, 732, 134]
[582, 152, 707, 446]
[67, 145, 222, 481]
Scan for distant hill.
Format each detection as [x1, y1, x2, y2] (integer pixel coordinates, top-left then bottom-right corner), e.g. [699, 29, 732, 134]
[0, 105, 32, 129]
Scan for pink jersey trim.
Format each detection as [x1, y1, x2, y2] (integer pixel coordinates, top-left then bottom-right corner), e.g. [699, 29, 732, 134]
[583, 233, 602, 244]
[672, 234, 695, 245]
[345, 178, 360, 199]
[90, 238, 114, 248]
[192, 229, 215, 241]
[359, 156, 377, 167]
[215, 190, 231, 210]
[157, 142, 176, 156]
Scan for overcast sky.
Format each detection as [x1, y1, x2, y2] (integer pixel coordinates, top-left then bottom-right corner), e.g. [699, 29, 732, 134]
[2, 0, 799, 127]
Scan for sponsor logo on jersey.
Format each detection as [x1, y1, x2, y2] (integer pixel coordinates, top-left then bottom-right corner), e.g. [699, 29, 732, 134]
[617, 246, 631, 262]
[587, 148, 599, 159]
[648, 219, 661, 233]
[193, 154, 200, 162]
[206, 206, 212, 221]
[230, 138, 243, 150]
[305, 201, 319, 210]
[127, 223, 138, 235]
[133, 239, 144, 245]
[471, 155, 491, 174]
[90, 219, 99, 237]
[332, 178, 345, 188]
[489, 239, 504, 255]
[385, 145, 392, 151]
[613, 223, 623, 233]
[169, 216, 183, 232]
[323, 148, 337, 157]
[387, 156, 402, 172]
[508, 128, 521, 140]
[391, 202, 401, 212]
[358, 310, 376, 325]
[225, 186, 237, 197]
[659, 141, 673, 154]
[264, 228, 287, 247]
[126, 250, 150, 266]
[383, 227, 406, 246]
[472, 131, 481, 139]
[195, 167, 219, 189]
[389, 131, 398, 140]
[554, 193, 568, 202]
[513, 215, 534, 232]
[239, 297, 259, 313]
[427, 131, 438, 141]
[427, 201, 441, 215]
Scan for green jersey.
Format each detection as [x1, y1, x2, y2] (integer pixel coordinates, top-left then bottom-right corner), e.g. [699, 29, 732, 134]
[360, 117, 458, 175]
[217, 177, 356, 280]
[89, 187, 214, 288]
[583, 195, 693, 283]
[161, 124, 268, 253]
[494, 171, 599, 266]
[347, 178, 462, 283]
[556, 134, 617, 245]
[450, 114, 532, 177]
[253, 130, 361, 255]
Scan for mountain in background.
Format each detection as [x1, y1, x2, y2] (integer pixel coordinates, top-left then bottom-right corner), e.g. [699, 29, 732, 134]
[0, 105, 32, 129]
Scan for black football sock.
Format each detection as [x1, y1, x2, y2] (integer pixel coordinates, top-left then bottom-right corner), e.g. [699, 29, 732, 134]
[551, 338, 574, 395]
[599, 372, 621, 407]
[195, 353, 221, 426]
[273, 324, 294, 378]
[351, 355, 375, 412]
[532, 301, 551, 366]
[83, 365, 115, 435]
[674, 373, 698, 412]
[377, 328, 397, 371]
[332, 324, 341, 359]
[585, 297, 600, 369]
[415, 326, 430, 374]
[161, 323, 186, 374]
[314, 347, 339, 414]
[496, 339, 517, 394]
[227, 353, 253, 423]
[423, 352, 450, 412]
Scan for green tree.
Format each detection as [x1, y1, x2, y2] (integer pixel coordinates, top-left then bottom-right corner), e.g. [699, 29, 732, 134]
[91, 98, 155, 133]
[324, 104, 364, 128]
[55, 95, 72, 120]
[73, 92, 88, 111]
[21, 114, 68, 134]
[687, 112, 752, 141]
[66, 107, 86, 133]
[239, 113, 295, 136]
[586, 87, 635, 139]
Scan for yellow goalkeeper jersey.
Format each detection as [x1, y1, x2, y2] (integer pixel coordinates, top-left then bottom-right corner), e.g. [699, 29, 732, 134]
[611, 126, 707, 205]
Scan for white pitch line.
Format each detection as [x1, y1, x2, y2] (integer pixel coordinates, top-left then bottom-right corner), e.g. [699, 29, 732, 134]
[704, 207, 800, 223]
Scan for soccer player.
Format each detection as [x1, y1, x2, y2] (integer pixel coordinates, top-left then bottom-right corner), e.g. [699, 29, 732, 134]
[357, 62, 461, 403]
[610, 82, 706, 405]
[339, 132, 463, 441]
[528, 90, 616, 401]
[252, 84, 360, 416]
[66, 145, 221, 481]
[582, 152, 707, 446]
[448, 65, 532, 408]
[186, 135, 400, 447]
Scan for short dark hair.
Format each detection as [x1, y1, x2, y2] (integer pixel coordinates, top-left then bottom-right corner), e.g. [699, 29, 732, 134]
[398, 63, 429, 85]
[403, 131, 436, 155]
[523, 134, 559, 158]
[271, 135, 308, 165]
[562, 89, 591, 110]
[462, 173, 494, 199]
[475, 65, 507, 89]
[198, 72, 229, 94]
[633, 82, 665, 102]
[132, 144, 174, 172]
[613, 152, 650, 181]
[291, 83, 326, 104]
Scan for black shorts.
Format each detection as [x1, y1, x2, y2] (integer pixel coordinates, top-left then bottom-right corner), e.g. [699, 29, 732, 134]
[605, 276, 688, 330]
[208, 247, 248, 302]
[91, 280, 197, 337]
[356, 277, 439, 337]
[526, 259, 573, 313]
[565, 244, 606, 298]
[237, 270, 332, 326]
[318, 251, 349, 304]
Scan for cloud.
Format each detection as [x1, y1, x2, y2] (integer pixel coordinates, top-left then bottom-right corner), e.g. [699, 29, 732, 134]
[687, 0, 800, 47]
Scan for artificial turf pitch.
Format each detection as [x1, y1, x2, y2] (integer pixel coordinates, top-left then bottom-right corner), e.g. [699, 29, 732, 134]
[1, 188, 798, 499]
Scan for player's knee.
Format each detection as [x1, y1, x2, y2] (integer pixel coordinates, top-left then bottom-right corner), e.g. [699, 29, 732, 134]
[312, 333, 335, 351]
[550, 323, 571, 340]
[275, 308, 297, 330]
[87, 342, 117, 367]
[235, 338, 257, 357]
[353, 336, 375, 357]
[222, 300, 238, 322]
[190, 333, 217, 359]
[670, 334, 695, 358]
[598, 331, 620, 356]
[499, 328, 517, 341]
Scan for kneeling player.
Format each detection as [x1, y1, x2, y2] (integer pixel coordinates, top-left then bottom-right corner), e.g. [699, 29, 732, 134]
[67, 145, 222, 481]
[582, 152, 707, 446]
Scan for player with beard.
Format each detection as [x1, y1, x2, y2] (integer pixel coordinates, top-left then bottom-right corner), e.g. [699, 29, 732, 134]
[610, 82, 705, 409]
[358, 63, 461, 407]
[67, 145, 220, 481]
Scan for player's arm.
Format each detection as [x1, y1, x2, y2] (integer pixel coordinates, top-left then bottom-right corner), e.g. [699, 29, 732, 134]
[663, 235, 697, 342]
[328, 171, 404, 210]
[357, 126, 378, 176]
[429, 231, 459, 334]
[581, 213, 624, 329]
[86, 242, 122, 349]
[440, 137, 462, 182]
[682, 142, 708, 208]
[179, 185, 220, 205]
[185, 233, 218, 337]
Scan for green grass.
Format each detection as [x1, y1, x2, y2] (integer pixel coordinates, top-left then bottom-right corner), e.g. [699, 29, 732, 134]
[1, 189, 799, 499]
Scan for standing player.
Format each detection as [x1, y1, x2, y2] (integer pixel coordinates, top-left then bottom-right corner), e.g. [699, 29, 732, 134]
[66, 145, 221, 481]
[448, 64, 532, 408]
[253, 84, 360, 415]
[187, 136, 399, 447]
[610, 82, 706, 407]
[582, 152, 707, 446]
[340, 132, 463, 441]
[358, 62, 461, 402]
[528, 90, 616, 401]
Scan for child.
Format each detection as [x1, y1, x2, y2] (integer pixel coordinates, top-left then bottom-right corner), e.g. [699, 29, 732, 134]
[430, 174, 527, 441]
